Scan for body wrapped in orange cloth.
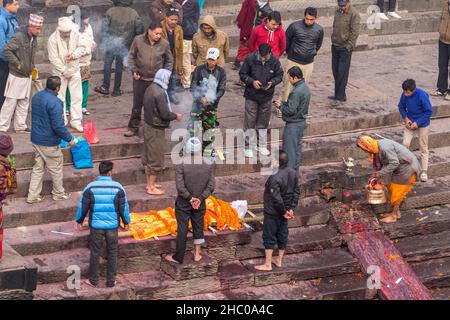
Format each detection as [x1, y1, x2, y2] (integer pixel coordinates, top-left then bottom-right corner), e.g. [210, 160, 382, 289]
[121, 196, 242, 241]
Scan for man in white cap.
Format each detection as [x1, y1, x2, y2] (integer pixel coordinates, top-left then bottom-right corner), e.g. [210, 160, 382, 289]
[48, 16, 85, 132]
[189, 47, 226, 152]
[0, 13, 43, 133]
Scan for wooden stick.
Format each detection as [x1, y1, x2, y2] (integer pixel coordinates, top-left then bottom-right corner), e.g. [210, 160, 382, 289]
[248, 204, 264, 210]
[247, 210, 264, 224]
[208, 226, 217, 234]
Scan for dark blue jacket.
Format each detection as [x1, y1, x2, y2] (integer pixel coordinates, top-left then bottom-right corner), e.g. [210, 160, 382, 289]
[75, 176, 131, 230]
[398, 88, 433, 128]
[0, 7, 19, 62]
[31, 89, 73, 146]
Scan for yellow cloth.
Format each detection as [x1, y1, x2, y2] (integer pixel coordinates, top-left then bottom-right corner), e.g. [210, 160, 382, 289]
[389, 174, 416, 206]
[357, 135, 379, 162]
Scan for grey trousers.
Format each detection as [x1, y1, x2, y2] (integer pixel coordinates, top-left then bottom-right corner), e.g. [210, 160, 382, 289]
[283, 121, 307, 170]
[89, 228, 119, 286]
[243, 98, 272, 148]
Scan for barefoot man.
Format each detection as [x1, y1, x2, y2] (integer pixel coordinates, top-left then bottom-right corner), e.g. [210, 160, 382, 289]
[165, 137, 215, 264]
[357, 136, 421, 224]
[255, 150, 299, 271]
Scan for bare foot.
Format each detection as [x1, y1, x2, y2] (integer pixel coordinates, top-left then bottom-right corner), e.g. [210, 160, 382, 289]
[147, 187, 165, 195]
[164, 254, 180, 264]
[272, 258, 282, 268]
[380, 214, 398, 224]
[255, 264, 272, 271]
[194, 253, 203, 262]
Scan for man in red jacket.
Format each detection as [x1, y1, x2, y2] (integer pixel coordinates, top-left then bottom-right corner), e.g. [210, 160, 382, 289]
[249, 11, 286, 58]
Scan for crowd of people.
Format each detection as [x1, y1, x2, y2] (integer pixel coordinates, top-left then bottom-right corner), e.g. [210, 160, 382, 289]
[0, 0, 449, 287]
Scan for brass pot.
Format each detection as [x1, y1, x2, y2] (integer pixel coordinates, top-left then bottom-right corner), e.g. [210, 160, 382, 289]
[366, 181, 387, 205]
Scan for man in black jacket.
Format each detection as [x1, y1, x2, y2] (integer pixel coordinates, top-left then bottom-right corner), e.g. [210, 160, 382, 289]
[239, 43, 283, 158]
[255, 150, 299, 271]
[189, 48, 227, 152]
[282, 7, 323, 103]
[180, 0, 200, 89]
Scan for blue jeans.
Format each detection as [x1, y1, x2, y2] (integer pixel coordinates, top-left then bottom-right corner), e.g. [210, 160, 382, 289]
[283, 121, 307, 170]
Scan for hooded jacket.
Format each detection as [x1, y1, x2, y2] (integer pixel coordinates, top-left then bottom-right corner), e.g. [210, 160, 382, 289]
[102, 0, 144, 49]
[285, 19, 324, 65]
[439, 3, 450, 44]
[128, 33, 174, 81]
[161, 20, 184, 72]
[0, 7, 19, 62]
[151, 0, 183, 25]
[143, 81, 177, 129]
[181, 0, 200, 40]
[239, 51, 283, 103]
[249, 17, 286, 57]
[192, 15, 230, 67]
[3, 27, 38, 78]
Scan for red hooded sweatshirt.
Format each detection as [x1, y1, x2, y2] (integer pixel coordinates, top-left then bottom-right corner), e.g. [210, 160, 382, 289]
[249, 17, 286, 57]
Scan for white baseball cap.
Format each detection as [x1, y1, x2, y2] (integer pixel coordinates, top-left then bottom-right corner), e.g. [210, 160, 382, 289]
[185, 137, 202, 154]
[206, 48, 220, 61]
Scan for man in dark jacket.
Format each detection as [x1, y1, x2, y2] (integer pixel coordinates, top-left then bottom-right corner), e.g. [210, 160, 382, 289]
[239, 43, 283, 158]
[180, 0, 200, 89]
[151, 0, 183, 24]
[143, 69, 182, 195]
[0, 0, 19, 110]
[282, 7, 323, 103]
[95, 0, 144, 96]
[76, 160, 131, 288]
[255, 150, 299, 271]
[330, 0, 360, 106]
[0, 14, 42, 133]
[274, 67, 310, 171]
[27, 77, 76, 204]
[124, 21, 173, 137]
[165, 138, 215, 264]
[190, 48, 227, 152]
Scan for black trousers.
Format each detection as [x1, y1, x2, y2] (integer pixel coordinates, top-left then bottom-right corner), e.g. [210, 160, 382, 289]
[262, 214, 289, 250]
[127, 79, 152, 130]
[377, 0, 396, 12]
[437, 40, 450, 93]
[0, 60, 9, 110]
[89, 228, 119, 286]
[102, 48, 128, 93]
[332, 45, 353, 101]
[173, 197, 206, 263]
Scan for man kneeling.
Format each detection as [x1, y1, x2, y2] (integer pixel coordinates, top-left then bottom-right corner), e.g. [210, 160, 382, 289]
[255, 150, 299, 271]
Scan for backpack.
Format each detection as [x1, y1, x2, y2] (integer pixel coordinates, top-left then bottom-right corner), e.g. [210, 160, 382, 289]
[0, 155, 17, 195]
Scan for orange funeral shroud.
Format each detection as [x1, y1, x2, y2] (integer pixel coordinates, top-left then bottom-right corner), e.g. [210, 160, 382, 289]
[121, 196, 242, 241]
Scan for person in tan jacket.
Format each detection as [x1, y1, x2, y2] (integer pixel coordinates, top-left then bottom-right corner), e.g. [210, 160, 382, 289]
[161, 7, 184, 104]
[192, 15, 229, 68]
[430, 1, 450, 101]
[124, 21, 173, 137]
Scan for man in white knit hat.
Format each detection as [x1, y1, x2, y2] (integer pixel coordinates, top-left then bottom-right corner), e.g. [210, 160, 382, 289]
[48, 16, 85, 132]
[0, 13, 43, 133]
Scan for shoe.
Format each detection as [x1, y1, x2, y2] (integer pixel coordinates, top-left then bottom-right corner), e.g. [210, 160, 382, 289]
[420, 171, 428, 182]
[169, 95, 180, 105]
[328, 95, 347, 102]
[256, 146, 270, 156]
[429, 89, 445, 97]
[94, 86, 109, 95]
[26, 197, 42, 204]
[377, 13, 389, 20]
[387, 11, 401, 19]
[124, 129, 138, 137]
[244, 149, 254, 158]
[72, 125, 84, 133]
[276, 109, 282, 118]
[16, 128, 31, 133]
[331, 100, 344, 107]
[111, 90, 123, 97]
[82, 109, 90, 115]
[84, 279, 98, 288]
[445, 93, 450, 101]
[53, 193, 70, 201]
[106, 280, 117, 288]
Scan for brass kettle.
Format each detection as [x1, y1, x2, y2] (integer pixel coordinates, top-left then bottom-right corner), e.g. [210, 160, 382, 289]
[366, 178, 387, 205]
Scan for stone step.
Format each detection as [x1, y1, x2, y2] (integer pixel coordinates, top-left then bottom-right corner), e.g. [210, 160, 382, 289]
[413, 256, 450, 289]
[161, 254, 218, 281]
[395, 230, 450, 263]
[174, 273, 377, 300]
[383, 205, 450, 239]
[0, 244, 37, 294]
[32, 247, 360, 300]
[430, 287, 450, 300]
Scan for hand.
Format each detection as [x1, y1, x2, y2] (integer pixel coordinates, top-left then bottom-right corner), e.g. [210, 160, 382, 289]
[69, 140, 77, 147]
[191, 197, 201, 210]
[405, 117, 412, 129]
[91, 42, 97, 51]
[265, 82, 273, 90]
[272, 100, 281, 109]
[177, 66, 184, 76]
[124, 224, 130, 231]
[200, 98, 209, 106]
[64, 54, 73, 62]
[283, 211, 293, 220]
[253, 80, 262, 90]
[133, 72, 141, 81]
[175, 113, 182, 121]
[410, 122, 418, 130]
[75, 223, 83, 231]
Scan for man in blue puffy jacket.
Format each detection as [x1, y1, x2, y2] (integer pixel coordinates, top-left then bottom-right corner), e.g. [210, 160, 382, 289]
[76, 160, 131, 288]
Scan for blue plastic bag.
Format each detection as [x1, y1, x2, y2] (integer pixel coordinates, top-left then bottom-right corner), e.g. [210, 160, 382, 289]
[70, 139, 94, 169]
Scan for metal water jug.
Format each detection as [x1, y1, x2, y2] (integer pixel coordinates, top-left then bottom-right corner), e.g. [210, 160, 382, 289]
[366, 178, 387, 205]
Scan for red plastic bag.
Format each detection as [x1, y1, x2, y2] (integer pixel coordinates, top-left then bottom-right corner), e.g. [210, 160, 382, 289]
[83, 120, 100, 144]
